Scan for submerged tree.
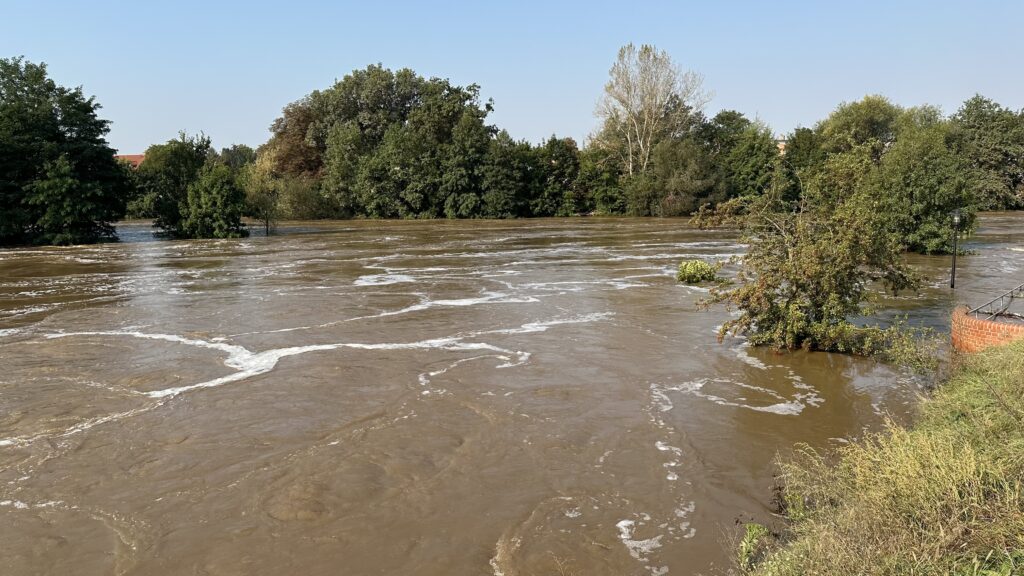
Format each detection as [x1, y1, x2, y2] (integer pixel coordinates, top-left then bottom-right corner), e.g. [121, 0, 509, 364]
[702, 166, 918, 353]
[0, 57, 130, 245]
[239, 153, 281, 235]
[137, 132, 212, 236]
[180, 163, 248, 239]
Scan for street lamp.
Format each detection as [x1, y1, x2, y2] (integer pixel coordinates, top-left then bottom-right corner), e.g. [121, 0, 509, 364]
[950, 209, 962, 289]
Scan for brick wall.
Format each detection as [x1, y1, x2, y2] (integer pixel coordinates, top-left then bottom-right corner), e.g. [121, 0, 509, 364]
[951, 305, 1024, 353]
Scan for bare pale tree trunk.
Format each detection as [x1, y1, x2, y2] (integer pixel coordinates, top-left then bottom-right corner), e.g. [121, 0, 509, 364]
[594, 44, 709, 177]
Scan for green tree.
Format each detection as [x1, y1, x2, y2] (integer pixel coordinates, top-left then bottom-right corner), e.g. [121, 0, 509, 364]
[707, 183, 917, 352]
[949, 95, 1024, 210]
[817, 95, 902, 161]
[480, 131, 536, 218]
[215, 144, 257, 172]
[695, 110, 751, 155]
[532, 136, 580, 216]
[783, 127, 824, 173]
[0, 57, 129, 245]
[646, 137, 723, 216]
[723, 123, 778, 198]
[138, 132, 212, 236]
[867, 120, 972, 254]
[180, 162, 248, 238]
[239, 153, 280, 235]
[574, 147, 621, 215]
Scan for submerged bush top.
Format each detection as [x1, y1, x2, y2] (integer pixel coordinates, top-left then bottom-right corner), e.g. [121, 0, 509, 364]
[676, 259, 720, 284]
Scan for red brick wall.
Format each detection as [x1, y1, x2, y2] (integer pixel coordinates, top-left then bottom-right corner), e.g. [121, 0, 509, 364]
[951, 306, 1024, 353]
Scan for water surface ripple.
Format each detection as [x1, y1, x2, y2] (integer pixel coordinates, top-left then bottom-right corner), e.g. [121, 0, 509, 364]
[0, 216, 1019, 575]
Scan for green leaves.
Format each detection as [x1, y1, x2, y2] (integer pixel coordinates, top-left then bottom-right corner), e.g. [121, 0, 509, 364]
[180, 162, 248, 239]
[0, 57, 129, 246]
[949, 95, 1024, 210]
[139, 132, 212, 235]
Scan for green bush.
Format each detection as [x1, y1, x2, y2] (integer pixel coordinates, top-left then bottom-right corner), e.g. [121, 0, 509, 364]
[676, 259, 721, 284]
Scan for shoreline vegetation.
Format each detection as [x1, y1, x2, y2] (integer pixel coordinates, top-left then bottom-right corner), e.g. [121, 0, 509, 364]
[4, 44, 1024, 246]
[739, 340, 1024, 575]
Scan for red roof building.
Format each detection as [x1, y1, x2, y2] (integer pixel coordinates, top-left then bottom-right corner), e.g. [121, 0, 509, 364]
[115, 154, 145, 168]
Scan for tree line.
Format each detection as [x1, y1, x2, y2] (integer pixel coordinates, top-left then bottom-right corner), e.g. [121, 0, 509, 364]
[3, 47, 1024, 246]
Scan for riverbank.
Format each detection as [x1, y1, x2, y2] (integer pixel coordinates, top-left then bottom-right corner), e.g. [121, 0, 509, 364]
[742, 340, 1024, 575]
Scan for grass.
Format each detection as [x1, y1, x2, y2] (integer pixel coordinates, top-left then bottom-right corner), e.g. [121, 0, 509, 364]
[741, 339, 1024, 576]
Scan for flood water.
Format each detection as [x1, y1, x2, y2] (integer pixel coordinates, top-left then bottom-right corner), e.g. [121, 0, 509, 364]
[1, 215, 1021, 576]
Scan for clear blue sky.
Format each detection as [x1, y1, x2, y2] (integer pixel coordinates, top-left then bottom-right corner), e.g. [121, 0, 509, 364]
[4, 1, 1022, 154]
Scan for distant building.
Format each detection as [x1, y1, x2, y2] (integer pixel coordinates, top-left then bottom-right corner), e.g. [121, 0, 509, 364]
[775, 137, 787, 156]
[115, 154, 145, 168]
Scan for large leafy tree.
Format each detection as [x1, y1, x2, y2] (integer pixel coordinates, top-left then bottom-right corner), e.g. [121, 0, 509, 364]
[214, 144, 256, 172]
[238, 153, 281, 235]
[136, 133, 212, 234]
[480, 131, 537, 218]
[0, 57, 130, 245]
[273, 65, 503, 219]
[817, 95, 902, 161]
[867, 119, 972, 254]
[722, 123, 778, 198]
[949, 95, 1024, 210]
[574, 147, 620, 215]
[532, 136, 581, 217]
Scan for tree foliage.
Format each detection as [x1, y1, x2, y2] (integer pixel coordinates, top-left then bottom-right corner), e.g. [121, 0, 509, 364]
[594, 43, 708, 177]
[705, 187, 917, 352]
[135, 132, 212, 232]
[180, 163, 248, 238]
[949, 95, 1024, 210]
[0, 57, 130, 245]
[702, 95, 990, 352]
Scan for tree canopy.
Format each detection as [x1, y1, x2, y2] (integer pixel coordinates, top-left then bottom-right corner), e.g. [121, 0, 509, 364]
[0, 57, 130, 245]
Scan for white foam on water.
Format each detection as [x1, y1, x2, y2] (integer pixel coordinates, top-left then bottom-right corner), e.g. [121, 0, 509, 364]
[484, 312, 614, 336]
[0, 328, 20, 338]
[4, 306, 612, 448]
[656, 378, 811, 416]
[418, 354, 509, 389]
[733, 343, 769, 370]
[353, 273, 416, 286]
[348, 291, 540, 322]
[655, 441, 683, 456]
[616, 519, 664, 562]
[2, 304, 57, 318]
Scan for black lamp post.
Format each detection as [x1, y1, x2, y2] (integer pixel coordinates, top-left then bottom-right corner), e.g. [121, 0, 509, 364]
[950, 209, 962, 289]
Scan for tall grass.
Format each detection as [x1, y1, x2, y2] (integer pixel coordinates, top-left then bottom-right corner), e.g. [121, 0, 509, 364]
[742, 340, 1024, 575]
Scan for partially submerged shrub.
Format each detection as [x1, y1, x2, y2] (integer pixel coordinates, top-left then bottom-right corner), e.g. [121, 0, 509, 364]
[677, 259, 721, 284]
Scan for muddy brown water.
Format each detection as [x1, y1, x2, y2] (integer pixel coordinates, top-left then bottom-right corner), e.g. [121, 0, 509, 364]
[1, 215, 1021, 576]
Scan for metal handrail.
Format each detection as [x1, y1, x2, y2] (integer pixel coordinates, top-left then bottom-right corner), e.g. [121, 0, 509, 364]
[969, 282, 1024, 320]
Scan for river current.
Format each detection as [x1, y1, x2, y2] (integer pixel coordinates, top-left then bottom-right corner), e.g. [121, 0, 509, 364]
[1, 215, 1021, 575]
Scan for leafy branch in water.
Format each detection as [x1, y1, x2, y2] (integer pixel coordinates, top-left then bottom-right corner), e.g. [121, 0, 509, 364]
[694, 148, 924, 357]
